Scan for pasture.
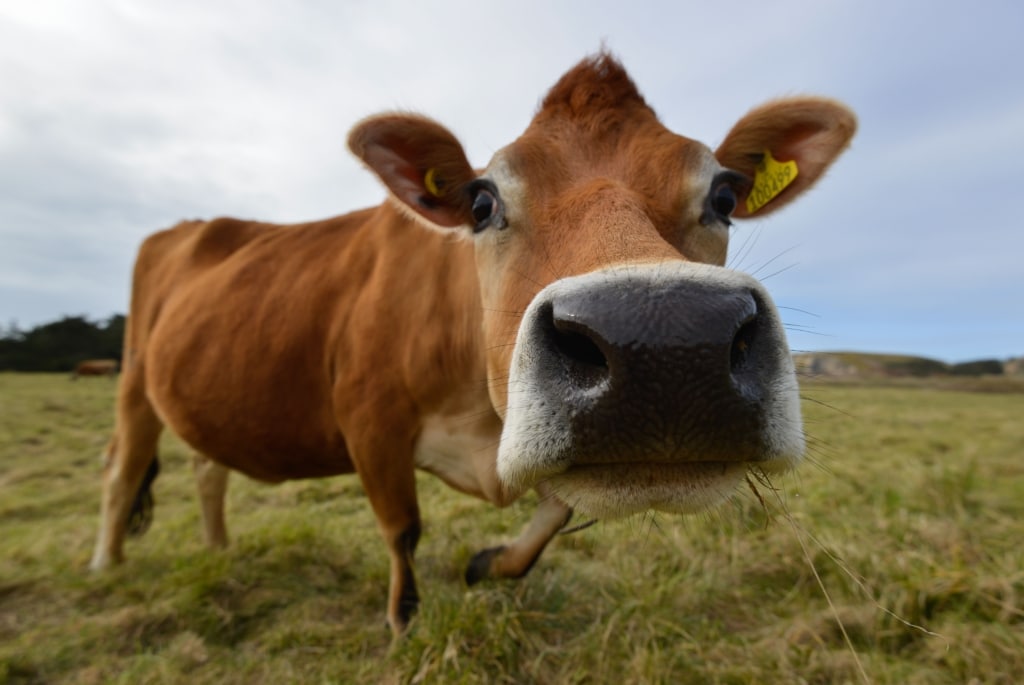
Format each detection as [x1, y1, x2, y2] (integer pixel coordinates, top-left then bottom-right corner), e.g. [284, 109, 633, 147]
[1, 372, 1021, 684]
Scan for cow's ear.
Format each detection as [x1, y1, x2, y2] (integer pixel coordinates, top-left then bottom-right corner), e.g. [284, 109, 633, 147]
[715, 98, 856, 219]
[349, 114, 477, 230]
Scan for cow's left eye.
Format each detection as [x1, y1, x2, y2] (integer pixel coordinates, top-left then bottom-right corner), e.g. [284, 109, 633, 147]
[702, 171, 746, 226]
[710, 183, 737, 219]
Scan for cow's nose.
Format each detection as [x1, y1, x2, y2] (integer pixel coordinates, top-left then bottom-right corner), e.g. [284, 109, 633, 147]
[536, 277, 775, 460]
[546, 284, 762, 393]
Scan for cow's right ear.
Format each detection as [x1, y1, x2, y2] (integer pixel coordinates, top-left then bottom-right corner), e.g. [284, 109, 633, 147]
[348, 114, 477, 230]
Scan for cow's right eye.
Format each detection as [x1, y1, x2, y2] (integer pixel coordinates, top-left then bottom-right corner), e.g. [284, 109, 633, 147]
[469, 181, 506, 233]
[472, 190, 497, 224]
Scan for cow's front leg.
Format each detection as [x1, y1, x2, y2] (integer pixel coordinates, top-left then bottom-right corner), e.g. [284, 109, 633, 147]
[359, 463, 422, 634]
[362, 466, 422, 634]
[465, 488, 571, 585]
[345, 412, 422, 635]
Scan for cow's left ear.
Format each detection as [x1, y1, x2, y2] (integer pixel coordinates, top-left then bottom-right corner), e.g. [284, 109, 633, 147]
[348, 114, 477, 229]
[715, 98, 857, 219]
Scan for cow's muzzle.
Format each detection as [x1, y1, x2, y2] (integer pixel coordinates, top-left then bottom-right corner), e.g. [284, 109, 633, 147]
[497, 262, 804, 516]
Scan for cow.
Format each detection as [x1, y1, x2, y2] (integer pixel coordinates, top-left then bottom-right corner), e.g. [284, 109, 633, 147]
[71, 359, 118, 380]
[90, 52, 856, 635]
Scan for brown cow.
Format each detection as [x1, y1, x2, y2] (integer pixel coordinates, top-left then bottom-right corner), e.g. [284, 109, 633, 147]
[71, 359, 118, 380]
[91, 53, 855, 634]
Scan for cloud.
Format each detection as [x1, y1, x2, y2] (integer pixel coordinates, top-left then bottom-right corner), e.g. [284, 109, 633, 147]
[1, 0, 1021, 362]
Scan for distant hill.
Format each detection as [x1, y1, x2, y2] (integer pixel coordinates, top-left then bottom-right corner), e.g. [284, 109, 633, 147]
[794, 352, 1021, 379]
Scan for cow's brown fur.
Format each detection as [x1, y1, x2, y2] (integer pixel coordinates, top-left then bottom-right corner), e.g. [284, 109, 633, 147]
[92, 53, 856, 635]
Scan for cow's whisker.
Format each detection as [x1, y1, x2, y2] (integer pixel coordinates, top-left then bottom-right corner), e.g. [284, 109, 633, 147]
[772, 484, 949, 685]
[770, 487, 870, 685]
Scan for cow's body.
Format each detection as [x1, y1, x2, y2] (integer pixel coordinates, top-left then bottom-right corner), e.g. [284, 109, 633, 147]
[72, 359, 118, 379]
[92, 53, 856, 634]
[131, 209, 495, 488]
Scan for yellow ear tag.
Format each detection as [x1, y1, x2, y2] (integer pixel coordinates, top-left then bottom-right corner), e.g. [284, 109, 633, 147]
[424, 168, 444, 197]
[745, 150, 798, 214]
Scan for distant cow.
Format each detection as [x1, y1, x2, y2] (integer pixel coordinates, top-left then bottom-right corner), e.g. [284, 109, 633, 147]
[71, 359, 118, 380]
[91, 52, 856, 634]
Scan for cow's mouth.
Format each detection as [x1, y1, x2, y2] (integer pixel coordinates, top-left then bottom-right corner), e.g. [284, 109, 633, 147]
[543, 461, 755, 518]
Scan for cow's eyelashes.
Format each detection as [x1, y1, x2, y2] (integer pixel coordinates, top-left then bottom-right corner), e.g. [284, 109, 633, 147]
[468, 180, 506, 233]
[702, 171, 748, 226]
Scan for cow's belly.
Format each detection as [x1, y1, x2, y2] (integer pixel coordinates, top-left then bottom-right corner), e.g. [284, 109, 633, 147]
[152, 385, 355, 482]
[145, 314, 352, 482]
[190, 428, 354, 483]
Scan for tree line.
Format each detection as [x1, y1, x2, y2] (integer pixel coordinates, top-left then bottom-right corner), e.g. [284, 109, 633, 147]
[1, 314, 1015, 377]
[0, 315, 125, 372]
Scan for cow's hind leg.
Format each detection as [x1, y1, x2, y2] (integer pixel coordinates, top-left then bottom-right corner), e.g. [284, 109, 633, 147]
[465, 491, 572, 585]
[126, 456, 160, 536]
[193, 453, 230, 548]
[91, 373, 163, 570]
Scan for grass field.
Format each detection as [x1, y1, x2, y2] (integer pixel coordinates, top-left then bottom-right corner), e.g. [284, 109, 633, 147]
[1, 373, 1022, 684]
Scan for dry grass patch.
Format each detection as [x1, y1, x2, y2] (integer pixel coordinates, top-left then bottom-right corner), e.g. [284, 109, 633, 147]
[1, 373, 1021, 683]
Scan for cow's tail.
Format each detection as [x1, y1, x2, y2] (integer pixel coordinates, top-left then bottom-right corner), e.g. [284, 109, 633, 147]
[126, 456, 160, 537]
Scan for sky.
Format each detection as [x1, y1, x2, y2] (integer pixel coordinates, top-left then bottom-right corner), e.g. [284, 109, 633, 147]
[1, 0, 1022, 363]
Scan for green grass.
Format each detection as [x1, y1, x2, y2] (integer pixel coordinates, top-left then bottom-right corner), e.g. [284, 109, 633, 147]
[1, 373, 1022, 684]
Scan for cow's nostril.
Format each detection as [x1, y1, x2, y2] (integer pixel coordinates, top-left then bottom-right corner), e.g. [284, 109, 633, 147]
[730, 315, 759, 374]
[552, 326, 608, 371]
[544, 302, 609, 388]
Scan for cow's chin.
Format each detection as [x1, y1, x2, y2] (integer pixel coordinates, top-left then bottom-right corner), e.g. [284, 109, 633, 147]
[542, 462, 753, 519]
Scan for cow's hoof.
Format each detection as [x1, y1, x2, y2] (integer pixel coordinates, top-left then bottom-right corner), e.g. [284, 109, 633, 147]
[465, 545, 505, 586]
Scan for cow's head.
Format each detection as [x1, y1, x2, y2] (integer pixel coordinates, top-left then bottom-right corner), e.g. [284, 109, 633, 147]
[349, 54, 855, 517]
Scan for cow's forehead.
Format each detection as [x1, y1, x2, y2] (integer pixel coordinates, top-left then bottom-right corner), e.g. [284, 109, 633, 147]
[483, 72, 721, 215]
[515, 54, 718, 176]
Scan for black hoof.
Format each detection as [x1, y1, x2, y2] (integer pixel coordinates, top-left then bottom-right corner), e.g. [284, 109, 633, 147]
[465, 545, 505, 586]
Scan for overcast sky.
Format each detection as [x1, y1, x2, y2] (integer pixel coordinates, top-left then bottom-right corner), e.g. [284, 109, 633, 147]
[1, 1, 1021, 363]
